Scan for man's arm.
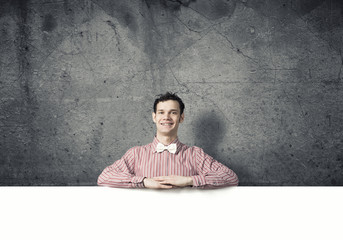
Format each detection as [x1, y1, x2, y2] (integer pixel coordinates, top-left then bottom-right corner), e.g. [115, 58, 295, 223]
[97, 148, 145, 188]
[190, 147, 239, 188]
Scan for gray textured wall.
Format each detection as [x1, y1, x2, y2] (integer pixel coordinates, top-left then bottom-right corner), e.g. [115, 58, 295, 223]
[1, 0, 342, 186]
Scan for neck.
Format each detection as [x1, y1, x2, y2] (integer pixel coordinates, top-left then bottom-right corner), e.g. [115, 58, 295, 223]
[156, 134, 177, 145]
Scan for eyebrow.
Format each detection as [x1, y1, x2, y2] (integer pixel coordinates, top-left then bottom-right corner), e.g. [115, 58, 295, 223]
[157, 109, 179, 112]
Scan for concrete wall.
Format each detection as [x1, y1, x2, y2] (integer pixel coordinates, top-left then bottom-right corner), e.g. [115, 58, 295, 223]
[1, 0, 342, 186]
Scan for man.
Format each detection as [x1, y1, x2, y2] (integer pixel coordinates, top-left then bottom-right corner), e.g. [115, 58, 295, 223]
[97, 92, 238, 189]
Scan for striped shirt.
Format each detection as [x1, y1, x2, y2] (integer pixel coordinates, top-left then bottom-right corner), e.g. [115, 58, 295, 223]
[97, 137, 239, 188]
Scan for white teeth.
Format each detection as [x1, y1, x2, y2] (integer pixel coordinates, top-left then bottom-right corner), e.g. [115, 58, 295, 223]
[161, 123, 172, 126]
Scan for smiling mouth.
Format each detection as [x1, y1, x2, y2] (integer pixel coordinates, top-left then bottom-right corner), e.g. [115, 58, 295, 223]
[161, 123, 173, 126]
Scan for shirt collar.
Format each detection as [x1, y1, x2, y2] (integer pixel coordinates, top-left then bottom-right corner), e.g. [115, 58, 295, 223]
[151, 136, 182, 154]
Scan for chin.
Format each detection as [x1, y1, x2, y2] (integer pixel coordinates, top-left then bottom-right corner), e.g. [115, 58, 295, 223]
[158, 128, 176, 134]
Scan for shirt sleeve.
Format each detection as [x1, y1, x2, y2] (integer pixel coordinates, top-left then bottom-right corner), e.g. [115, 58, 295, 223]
[190, 147, 239, 188]
[97, 148, 145, 188]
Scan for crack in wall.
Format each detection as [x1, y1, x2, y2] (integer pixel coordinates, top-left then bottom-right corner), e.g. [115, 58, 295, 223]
[173, 14, 202, 33]
[167, 62, 190, 93]
[214, 29, 257, 63]
[105, 20, 121, 51]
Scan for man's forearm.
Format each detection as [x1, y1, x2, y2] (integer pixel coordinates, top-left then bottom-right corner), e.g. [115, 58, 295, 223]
[97, 167, 145, 188]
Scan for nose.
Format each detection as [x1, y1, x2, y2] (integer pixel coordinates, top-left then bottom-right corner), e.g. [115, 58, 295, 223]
[163, 113, 171, 119]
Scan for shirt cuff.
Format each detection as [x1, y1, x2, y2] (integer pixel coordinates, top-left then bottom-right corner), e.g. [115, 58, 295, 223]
[131, 176, 146, 188]
[191, 175, 206, 188]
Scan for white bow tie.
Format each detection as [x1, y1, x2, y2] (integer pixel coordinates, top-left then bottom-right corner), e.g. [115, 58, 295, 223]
[156, 143, 177, 154]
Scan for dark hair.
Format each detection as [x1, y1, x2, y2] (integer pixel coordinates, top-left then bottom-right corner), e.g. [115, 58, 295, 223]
[153, 92, 185, 115]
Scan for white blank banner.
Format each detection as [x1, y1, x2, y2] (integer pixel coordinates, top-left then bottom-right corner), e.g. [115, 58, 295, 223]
[1, 187, 342, 240]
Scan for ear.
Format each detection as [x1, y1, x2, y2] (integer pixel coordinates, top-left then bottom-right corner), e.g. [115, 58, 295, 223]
[179, 113, 184, 123]
[152, 112, 156, 123]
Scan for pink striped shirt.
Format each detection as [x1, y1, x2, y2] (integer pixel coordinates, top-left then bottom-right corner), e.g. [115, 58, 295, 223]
[97, 137, 239, 188]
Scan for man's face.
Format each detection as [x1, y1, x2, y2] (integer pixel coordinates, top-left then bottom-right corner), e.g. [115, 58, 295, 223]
[152, 100, 184, 137]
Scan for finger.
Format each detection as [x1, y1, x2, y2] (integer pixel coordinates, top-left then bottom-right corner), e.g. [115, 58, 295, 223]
[153, 177, 171, 182]
[159, 184, 173, 189]
[153, 179, 166, 182]
[159, 181, 172, 185]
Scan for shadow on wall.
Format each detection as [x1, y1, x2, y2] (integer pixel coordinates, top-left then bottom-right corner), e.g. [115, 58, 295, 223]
[193, 110, 248, 184]
[194, 110, 226, 160]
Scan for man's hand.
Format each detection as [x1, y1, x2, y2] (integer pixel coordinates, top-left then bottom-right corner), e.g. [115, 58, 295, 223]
[143, 176, 193, 189]
[153, 175, 193, 188]
[143, 178, 174, 189]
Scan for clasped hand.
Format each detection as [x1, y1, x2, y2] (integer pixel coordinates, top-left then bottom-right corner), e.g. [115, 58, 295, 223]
[143, 175, 193, 189]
